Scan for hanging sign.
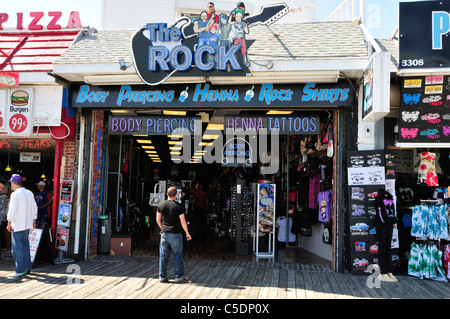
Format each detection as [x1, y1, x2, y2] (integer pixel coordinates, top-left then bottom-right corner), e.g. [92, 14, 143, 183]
[19, 152, 41, 163]
[108, 115, 200, 135]
[224, 114, 319, 134]
[6, 88, 33, 136]
[399, 1, 450, 69]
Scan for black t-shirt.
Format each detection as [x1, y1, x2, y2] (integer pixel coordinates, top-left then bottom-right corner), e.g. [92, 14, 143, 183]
[157, 200, 184, 233]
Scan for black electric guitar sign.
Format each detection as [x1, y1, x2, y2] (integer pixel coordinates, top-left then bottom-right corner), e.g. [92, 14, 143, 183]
[131, 3, 289, 86]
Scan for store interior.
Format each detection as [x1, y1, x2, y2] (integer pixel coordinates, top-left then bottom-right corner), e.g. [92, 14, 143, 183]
[102, 110, 335, 265]
[0, 138, 56, 193]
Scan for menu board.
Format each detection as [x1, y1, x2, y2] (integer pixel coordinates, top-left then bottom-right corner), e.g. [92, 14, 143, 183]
[29, 228, 43, 263]
[397, 75, 450, 145]
[60, 180, 74, 202]
[347, 150, 386, 275]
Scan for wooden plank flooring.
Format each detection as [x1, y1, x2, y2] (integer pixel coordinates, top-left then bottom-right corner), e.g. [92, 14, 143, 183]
[0, 252, 448, 299]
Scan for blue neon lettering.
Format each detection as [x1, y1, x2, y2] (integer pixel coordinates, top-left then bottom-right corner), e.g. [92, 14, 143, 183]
[149, 46, 170, 71]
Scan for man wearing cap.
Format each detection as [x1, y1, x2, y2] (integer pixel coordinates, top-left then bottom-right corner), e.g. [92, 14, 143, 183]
[6, 174, 37, 279]
[34, 181, 53, 228]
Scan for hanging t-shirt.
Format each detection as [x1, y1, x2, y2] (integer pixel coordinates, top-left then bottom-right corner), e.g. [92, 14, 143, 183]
[308, 174, 320, 209]
[318, 190, 332, 222]
[277, 216, 296, 242]
[418, 152, 438, 186]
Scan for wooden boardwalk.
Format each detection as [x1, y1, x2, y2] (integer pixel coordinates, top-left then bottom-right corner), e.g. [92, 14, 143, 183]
[0, 253, 448, 299]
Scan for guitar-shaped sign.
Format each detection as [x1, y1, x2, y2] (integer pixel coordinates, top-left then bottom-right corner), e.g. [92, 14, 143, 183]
[131, 3, 289, 86]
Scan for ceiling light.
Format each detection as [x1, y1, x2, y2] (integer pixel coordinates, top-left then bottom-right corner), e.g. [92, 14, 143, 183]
[203, 134, 220, 140]
[266, 110, 293, 115]
[137, 139, 152, 144]
[163, 110, 187, 116]
[141, 145, 155, 149]
[168, 141, 183, 145]
[111, 109, 135, 114]
[146, 150, 157, 154]
[168, 135, 184, 139]
[206, 123, 224, 130]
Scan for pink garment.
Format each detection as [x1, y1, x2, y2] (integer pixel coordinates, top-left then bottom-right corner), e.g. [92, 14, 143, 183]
[308, 175, 320, 209]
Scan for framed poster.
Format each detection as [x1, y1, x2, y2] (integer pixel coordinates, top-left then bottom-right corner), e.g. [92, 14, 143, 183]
[255, 183, 276, 258]
[60, 180, 74, 202]
[55, 227, 69, 252]
[57, 203, 72, 227]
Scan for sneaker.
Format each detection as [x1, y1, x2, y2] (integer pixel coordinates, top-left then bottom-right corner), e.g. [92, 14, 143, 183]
[174, 277, 189, 283]
[159, 277, 168, 283]
[378, 274, 396, 282]
[7, 271, 27, 280]
[387, 273, 398, 282]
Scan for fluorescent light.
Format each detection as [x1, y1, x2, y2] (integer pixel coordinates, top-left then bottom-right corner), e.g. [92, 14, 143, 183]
[111, 110, 135, 114]
[168, 141, 182, 145]
[168, 134, 184, 139]
[206, 123, 224, 130]
[146, 150, 157, 154]
[136, 139, 152, 144]
[203, 134, 220, 140]
[163, 110, 186, 116]
[141, 145, 155, 149]
[266, 110, 293, 115]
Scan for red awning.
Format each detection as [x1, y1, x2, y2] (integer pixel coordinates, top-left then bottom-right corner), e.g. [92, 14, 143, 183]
[0, 30, 81, 72]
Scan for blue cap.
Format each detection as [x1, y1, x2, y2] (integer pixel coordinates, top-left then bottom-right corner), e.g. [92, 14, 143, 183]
[8, 174, 22, 183]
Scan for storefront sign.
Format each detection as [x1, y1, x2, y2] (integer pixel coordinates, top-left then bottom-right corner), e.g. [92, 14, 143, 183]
[399, 1, 450, 69]
[224, 115, 319, 134]
[362, 52, 390, 122]
[0, 139, 52, 149]
[397, 75, 450, 146]
[0, 11, 81, 30]
[108, 115, 200, 135]
[6, 88, 33, 136]
[72, 83, 354, 108]
[131, 3, 289, 85]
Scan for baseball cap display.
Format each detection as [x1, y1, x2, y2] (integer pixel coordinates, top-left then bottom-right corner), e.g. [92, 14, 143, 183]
[8, 174, 22, 183]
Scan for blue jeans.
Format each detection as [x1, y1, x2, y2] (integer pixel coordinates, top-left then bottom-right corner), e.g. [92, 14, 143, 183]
[159, 232, 184, 279]
[11, 229, 31, 274]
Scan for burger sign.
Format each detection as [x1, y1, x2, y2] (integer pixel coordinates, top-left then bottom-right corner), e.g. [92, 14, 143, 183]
[6, 88, 33, 136]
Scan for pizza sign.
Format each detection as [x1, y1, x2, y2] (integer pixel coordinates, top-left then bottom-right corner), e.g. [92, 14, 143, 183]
[6, 88, 33, 136]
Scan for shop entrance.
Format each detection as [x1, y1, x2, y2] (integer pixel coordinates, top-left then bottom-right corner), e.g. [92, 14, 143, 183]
[103, 110, 335, 265]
